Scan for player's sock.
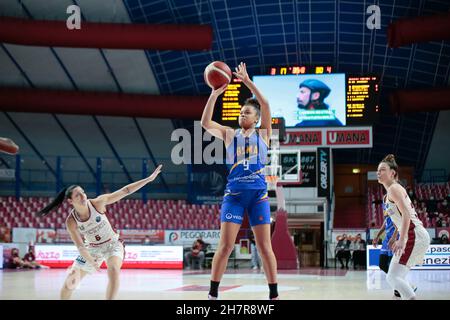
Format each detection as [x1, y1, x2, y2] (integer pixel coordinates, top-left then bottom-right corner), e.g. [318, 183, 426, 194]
[269, 283, 278, 299]
[209, 280, 220, 298]
[386, 263, 415, 300]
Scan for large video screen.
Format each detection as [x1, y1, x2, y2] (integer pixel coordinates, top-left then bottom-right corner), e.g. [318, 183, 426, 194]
[253, 74, 346, 127]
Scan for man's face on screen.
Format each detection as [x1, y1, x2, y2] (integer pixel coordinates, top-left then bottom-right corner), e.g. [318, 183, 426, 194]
[297, 87, 311, 108]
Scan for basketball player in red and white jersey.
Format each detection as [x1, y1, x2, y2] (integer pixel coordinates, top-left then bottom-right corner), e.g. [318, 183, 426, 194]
[37, 165, 162, 300]
[377, 155, 430, 300]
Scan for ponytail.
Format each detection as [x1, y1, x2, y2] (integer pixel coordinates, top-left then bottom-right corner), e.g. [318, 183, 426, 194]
[36, 185, 79, 217]
[381, 154, 399, 180]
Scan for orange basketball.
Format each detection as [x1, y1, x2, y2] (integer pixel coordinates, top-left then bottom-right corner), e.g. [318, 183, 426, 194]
[0, 137, 19, 155]
[204, 61, 232, 89]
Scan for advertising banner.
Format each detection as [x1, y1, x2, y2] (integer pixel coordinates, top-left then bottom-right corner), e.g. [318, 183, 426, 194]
[317, 148, 330, 199]
[36, 229, 56, 243]
[118, 229, 165, 244]
[55, 229, 72, 243]
[283, 126, 372, 148]
[165, 230, 221, 246]
[12, 228, 36, 244]
[35, 245, 183, 269]
[299, 152, 316, 187]
[367, 244, 450, 270]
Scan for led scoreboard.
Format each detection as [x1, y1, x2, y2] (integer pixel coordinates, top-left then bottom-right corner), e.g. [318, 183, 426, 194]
[267, 66, 379, 126]
[269, 65, 333, 75]
[213, 65, 379, 128]
[213, 78, 251, 125]
[346, 76, 379, 124]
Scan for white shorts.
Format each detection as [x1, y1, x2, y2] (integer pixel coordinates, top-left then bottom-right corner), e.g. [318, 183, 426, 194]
[71, 239, 125, 274]
[392, 226, 430, 268]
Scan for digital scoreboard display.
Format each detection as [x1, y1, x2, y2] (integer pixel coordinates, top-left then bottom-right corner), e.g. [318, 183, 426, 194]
[346, 76, 379, 124]
[269, 65, 333, 75]
[213, 66, 379, 128]
[213, 78, 251, 125]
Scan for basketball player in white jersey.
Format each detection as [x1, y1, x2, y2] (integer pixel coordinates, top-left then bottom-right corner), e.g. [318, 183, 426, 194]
[377, 155, 430, 300]
[37, 165, 162, 300]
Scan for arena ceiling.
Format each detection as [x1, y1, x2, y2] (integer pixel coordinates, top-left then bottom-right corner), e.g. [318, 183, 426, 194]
[1, 0, 449, 178]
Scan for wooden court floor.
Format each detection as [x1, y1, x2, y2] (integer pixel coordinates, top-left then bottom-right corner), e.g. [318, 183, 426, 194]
[1, 268, 449, 300]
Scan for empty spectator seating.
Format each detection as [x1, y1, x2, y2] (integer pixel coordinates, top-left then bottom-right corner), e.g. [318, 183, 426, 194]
[0, 196, 221, 230]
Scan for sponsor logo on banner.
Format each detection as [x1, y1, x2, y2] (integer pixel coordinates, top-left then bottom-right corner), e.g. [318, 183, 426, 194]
[326, 129, 371, 147]
[283, 130, 322, 146]
[317, 148, 330, 199]
[367, 244, 450, 270]
[165, 230, 221, 245]
[436, 228, 450, 239]
[168, 232, 179, 244]
[283, 127, 372, 148]
[35, 245, 183, 269]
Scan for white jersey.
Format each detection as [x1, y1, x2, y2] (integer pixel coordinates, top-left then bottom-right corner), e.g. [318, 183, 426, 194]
[383, 188, 430, 267]
[383, 193, 423, 233]
[71, 200, 118, 246]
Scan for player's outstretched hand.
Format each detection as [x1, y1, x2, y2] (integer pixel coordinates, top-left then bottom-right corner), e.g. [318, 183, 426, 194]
[211, 84, 228, 97]
[233, 62, 250, 83]
[147, 164, 163, 182]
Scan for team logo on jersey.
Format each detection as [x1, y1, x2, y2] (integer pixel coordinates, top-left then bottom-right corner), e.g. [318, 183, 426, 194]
[79, 225, 85, 231]
[96, 216, 101, 223]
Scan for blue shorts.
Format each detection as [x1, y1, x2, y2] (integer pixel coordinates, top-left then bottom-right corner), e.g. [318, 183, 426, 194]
[220, 189, 271, 226]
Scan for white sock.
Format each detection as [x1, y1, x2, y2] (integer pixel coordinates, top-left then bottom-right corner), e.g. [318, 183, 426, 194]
[386, 262, 415, 300]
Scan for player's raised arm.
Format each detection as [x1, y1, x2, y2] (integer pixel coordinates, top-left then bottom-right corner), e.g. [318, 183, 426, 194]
[92, 165, 162, 208]
[233, 62, 272, 143]
[200, 84, 234, 142]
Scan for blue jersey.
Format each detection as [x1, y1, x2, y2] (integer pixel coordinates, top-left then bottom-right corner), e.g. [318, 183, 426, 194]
[381, 215, 396, 256]
[225, 130, 268, 191]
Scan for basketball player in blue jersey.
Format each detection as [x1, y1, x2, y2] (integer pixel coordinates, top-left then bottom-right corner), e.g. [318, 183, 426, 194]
[201, 62, 279, 300]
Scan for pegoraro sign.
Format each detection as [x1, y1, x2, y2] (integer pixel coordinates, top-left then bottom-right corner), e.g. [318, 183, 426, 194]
[165, 230, 221, 246]
[283, 127, 372, 148]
